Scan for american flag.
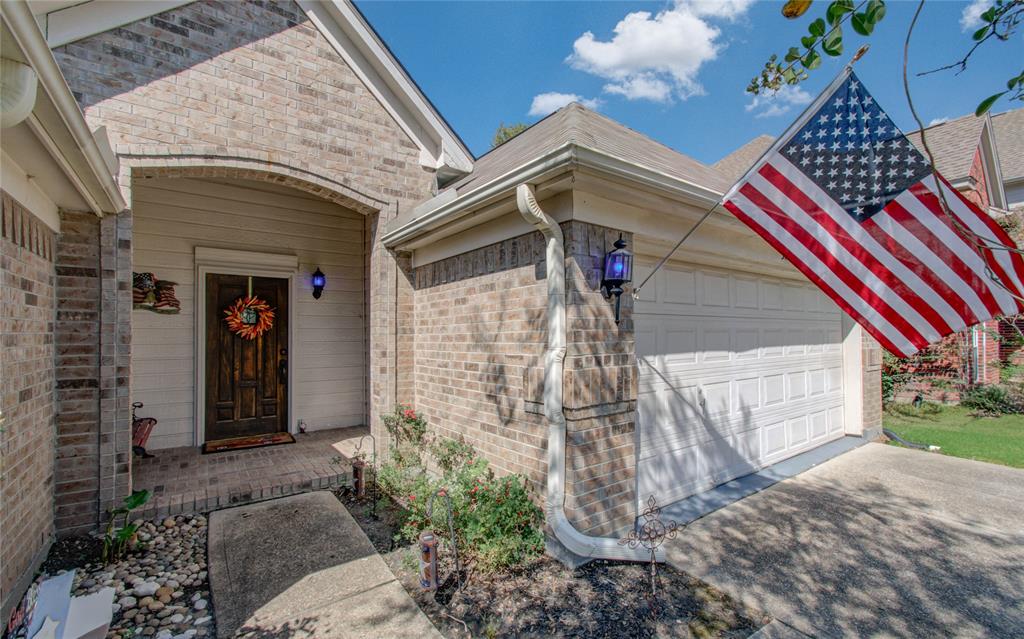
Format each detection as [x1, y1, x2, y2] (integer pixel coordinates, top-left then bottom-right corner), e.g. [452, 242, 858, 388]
[723, 70, 1024, 357]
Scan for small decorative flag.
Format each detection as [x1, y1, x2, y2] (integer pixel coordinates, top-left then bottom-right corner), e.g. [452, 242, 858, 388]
[723, 69, 1024, 357]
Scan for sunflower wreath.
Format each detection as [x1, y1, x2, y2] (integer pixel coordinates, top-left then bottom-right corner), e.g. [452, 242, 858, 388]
[223, 295, 275, 340]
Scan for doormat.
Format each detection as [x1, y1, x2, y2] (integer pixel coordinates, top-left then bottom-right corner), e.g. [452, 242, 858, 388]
[202, 432, 295, 454]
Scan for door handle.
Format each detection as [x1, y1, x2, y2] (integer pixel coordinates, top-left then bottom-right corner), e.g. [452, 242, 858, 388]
[278, 348, 288, 385]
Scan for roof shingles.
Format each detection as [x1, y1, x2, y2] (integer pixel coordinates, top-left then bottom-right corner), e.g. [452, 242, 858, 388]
[444, 103, 732, 196]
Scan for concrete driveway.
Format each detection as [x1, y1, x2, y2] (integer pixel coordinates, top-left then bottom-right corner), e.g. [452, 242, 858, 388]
[666, 443, 1024, 638]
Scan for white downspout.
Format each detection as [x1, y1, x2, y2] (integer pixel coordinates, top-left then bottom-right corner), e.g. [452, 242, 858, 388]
[516, 183, 657, 563]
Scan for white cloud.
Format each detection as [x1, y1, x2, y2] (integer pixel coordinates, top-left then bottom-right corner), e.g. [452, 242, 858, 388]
[528, 92, 602, 117]
[566, 0, 754, 103]
[744, 85, 812, 119]
[960, 0, 989, 30]
[928, 116, 951, 126]
[603, 76, 673, 102]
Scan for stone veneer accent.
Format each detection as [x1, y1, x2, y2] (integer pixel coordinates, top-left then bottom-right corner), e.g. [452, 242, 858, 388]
[53, 211, 133, 535]
[411, 221, 638, 537]
[1, 192, 56, 616]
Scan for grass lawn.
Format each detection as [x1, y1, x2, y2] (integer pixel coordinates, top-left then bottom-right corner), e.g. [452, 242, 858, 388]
[884, 404, 1024, 469]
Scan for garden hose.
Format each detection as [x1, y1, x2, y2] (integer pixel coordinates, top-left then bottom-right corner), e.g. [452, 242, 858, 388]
[882, 428, 931, 451]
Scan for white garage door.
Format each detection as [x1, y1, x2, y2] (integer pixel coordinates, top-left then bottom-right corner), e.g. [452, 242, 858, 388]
[634, 260, 846, 509]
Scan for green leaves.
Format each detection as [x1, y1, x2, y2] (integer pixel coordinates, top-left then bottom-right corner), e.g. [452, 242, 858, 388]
[867, 0, 887, 23]
[976, 92, 1006, 116]
[852, 0, 886, 36]
[123, 489, 151, 511]
[822, 27, 844, 56]
[826, 0, 854, 27]
[749, 0, 898, 95]
[802, 49, 823, 70]
[977, 70, 1024, 115]
[851, 12, 873, 36]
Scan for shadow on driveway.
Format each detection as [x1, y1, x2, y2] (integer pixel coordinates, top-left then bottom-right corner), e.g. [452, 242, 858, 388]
[666, 443, 1024, 638]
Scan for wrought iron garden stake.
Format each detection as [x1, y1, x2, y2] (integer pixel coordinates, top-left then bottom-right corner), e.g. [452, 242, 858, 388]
[619, 495, 682, 617]
[427, 489, 462, 592]
[354, 434, 377, 516]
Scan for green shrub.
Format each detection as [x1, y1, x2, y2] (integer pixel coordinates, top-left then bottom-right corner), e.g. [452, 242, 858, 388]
[881, 352, 915, 405]
[960, 384, 1024, 415]
[886, 401, 943, 419]
[376, 407, 543, 573]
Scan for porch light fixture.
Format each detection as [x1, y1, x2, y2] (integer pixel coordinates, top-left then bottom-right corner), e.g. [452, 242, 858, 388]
[311, 267, 326, 299]
[601, 234, 633, 325]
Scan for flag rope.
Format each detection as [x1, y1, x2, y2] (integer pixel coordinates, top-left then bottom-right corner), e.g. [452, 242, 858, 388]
[633, 48, 871, 300]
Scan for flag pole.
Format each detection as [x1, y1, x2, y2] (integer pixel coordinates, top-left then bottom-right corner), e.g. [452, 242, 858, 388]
[632, 47, 870, 300]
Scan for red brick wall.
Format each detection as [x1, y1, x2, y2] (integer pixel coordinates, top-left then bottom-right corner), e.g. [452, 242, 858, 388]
[964, 147, 991, 210]
[1, 192, 56, 616]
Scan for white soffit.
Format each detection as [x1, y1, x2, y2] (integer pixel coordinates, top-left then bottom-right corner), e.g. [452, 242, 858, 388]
[2, 1, 125, 216]
[32, 0, 194, 47]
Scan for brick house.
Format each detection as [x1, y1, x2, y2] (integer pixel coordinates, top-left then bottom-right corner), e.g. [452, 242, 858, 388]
[2, 0, 884, 618]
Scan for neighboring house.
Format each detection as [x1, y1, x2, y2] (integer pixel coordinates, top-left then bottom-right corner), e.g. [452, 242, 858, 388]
[992, 109, 1024, 210]
[1, 0, 883, 618]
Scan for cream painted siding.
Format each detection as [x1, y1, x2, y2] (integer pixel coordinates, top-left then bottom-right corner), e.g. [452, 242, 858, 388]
[131, 178, 366, 449]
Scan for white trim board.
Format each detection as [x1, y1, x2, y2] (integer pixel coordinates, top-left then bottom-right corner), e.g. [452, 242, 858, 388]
[35, 0, 193, 47]
[194, 248, 299, 445]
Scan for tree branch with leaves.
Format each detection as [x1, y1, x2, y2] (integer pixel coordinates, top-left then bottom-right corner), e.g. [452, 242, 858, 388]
[751, 0, 1022, 117]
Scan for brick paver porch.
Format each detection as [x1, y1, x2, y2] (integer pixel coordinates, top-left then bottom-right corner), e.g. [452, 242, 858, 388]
[132, 427, 367, 520]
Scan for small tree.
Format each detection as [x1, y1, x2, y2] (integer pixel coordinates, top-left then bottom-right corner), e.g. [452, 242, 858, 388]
[492, 122, 528, 147]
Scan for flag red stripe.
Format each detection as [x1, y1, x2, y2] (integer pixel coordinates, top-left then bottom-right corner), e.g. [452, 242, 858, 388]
[739, 183, 929, 350]
[882, 198, 1004, 318]
[938, 174, 1024, 288]
[929, 177, 1024, 312]
[908, 184, 1023, 314]
[724, 200, 910, 356]
[859, 217, 980, 327]
[758, 163, 953, 336]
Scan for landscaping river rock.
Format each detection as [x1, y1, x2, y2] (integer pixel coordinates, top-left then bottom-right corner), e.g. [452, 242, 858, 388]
[41, 514, 214, 639]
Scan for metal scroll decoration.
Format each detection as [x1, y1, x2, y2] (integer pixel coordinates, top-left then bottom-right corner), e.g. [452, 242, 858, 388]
[132, 272, 181, 314]
[223, 295, 275, 340]
[619, 495, 682, 616]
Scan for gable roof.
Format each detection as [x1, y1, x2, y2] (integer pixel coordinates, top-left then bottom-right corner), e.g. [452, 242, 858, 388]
[28, 0, 473, 176]
[713, 134, 775, 185]
[444, 103, 732, 197]
[992, 108, 1024, 183]
[384, 103, 732, 248]
[905, 113, 988, 183]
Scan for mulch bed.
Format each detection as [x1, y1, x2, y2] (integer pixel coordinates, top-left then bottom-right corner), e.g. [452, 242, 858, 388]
[335, 488, 768, 638]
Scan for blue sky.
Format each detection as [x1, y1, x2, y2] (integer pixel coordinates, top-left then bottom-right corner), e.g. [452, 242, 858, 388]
[356, 0, 1022, 165]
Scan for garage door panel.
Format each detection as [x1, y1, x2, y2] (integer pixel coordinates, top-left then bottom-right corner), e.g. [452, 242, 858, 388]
[641, 319, 841, 375]
[636, 260, 846, 509]
[637, 429, 760, 506]
[638, 383, 842, 456]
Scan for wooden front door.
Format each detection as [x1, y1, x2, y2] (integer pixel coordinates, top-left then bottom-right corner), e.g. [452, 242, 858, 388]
[205, 274, 288, 442]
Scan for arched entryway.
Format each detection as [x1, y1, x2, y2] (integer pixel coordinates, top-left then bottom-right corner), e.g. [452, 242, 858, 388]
[126, 164, 379, 519]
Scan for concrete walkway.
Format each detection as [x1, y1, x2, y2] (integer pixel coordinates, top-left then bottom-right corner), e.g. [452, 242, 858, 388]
[208, 491, 442, 638]
[666, 443, 1024, 638]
